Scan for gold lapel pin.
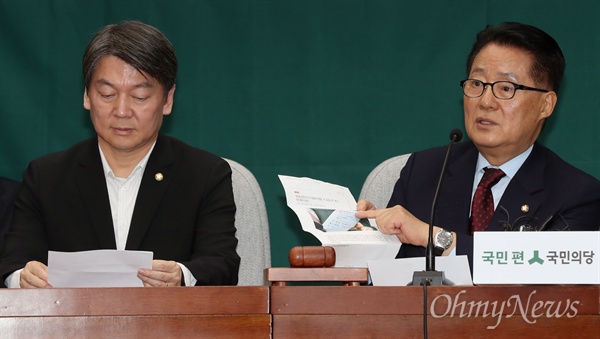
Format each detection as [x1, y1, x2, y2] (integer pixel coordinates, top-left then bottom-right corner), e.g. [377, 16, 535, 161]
[155, 173, 164, 182]
[520, 204, 529, 213]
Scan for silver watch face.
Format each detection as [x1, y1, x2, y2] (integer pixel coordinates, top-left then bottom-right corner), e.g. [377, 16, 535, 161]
[435, 229, 453, 249]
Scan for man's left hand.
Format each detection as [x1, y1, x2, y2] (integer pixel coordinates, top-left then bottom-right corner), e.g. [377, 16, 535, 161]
[137, 260, 182, 287]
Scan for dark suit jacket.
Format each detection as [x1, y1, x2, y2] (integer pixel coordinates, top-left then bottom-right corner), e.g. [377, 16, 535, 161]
[388, 141, 600, 270]
[0, 134, 240, 287]
[0, 177, 20, 255]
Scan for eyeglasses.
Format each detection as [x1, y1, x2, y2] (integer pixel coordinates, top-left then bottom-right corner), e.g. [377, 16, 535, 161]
[460, 79, 549, 100]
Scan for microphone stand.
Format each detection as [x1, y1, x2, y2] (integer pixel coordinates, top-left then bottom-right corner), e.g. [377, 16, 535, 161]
[412, 129, 462, 286]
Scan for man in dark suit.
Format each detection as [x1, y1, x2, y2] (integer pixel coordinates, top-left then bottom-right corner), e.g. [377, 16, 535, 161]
[0, 21, 240, 288]
[356, 22, 600, 270]
[0, 177, 20, 254]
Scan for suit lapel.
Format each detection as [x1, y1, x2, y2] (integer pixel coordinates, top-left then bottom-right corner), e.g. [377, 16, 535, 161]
[125, 135, 174, 250]
[75, 139, 117, 249]
[489, 143, 546, 231]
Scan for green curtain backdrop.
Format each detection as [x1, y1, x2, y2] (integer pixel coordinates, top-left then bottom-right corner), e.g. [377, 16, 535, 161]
[1, 0, 599, 268]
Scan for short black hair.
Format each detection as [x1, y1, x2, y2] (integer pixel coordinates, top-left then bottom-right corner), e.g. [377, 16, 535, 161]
[82, 20, 177, 96]
[466, 22, 565, 93]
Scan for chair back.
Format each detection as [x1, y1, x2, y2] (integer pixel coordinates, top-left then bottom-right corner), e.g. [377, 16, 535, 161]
[224, 159, 271, 285]
[358, 154, 411, 209]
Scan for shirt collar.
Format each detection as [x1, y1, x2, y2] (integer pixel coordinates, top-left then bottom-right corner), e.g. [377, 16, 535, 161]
[475, 144, 534, 179]
[99, 142, 156, 179]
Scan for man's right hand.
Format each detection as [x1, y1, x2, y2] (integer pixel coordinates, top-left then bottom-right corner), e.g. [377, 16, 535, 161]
[355, 204, 430, 248]
[20, 261, 52, 288]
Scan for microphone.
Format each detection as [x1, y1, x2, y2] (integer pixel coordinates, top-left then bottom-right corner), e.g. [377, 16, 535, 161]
[412, 128, 462, 286]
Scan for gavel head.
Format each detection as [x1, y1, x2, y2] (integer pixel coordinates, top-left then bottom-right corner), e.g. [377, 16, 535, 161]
[288, 246, 336, 267]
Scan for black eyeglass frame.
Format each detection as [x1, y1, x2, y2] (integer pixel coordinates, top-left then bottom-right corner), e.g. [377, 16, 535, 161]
[460, 79, 549, 100]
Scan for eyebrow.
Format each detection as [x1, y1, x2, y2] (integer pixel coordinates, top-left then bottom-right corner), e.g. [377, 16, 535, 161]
[94, 78, 154, 89]
[471, 67, 520, 81]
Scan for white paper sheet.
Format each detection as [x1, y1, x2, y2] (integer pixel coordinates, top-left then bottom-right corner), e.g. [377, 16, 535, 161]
[279, 175, 400, 267]
[48, 249, 153, 287]
[368, 255, 473, 286]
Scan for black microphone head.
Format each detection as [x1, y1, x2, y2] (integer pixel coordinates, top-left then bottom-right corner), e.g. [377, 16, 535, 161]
[449, 128, 463, 142]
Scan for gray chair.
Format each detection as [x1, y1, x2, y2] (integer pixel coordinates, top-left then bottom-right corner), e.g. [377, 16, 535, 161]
[358, 154, 411, 209]
[224, 158, 271, 286]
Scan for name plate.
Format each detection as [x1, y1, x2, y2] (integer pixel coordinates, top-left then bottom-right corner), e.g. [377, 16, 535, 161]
[473, 231, 599, 284]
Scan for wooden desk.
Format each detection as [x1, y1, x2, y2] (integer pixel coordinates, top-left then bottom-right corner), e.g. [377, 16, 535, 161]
[271, 285, 600, 338]
[2, 285, 598, 338]
[0, 286, 270, 338]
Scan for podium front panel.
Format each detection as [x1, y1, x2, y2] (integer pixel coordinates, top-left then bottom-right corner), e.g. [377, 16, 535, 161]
[0, 286, 270, 338]
[271, 285, 599, 338]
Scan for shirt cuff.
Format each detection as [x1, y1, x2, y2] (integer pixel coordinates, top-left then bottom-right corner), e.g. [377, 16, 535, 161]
[176, 263, 197, 287]
[5, 269, 22, 288]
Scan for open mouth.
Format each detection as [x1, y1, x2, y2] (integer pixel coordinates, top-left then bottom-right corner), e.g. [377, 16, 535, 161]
[476, 118, 496, 126]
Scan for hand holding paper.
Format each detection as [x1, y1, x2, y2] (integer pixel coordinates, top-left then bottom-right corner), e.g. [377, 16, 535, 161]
[355, 205, 431, 247]
[137, 259, 182, 287]
[279, 175, 400, 267]
[20, 260, 51, 288]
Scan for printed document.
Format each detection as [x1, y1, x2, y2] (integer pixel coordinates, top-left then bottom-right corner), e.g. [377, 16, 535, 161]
[279, 175, 400, 267]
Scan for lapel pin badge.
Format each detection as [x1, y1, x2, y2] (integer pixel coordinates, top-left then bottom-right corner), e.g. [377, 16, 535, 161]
[155, 173, 164, 182]
[520, 204, 529, 213]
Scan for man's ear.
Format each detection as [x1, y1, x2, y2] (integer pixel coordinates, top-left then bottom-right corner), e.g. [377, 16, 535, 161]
[162, 85, 176, 116]
[540, 91, 557, 119]
[83, 88, 91, 110]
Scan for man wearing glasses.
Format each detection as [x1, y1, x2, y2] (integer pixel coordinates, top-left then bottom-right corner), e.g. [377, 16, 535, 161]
[356, 22, 600, 270]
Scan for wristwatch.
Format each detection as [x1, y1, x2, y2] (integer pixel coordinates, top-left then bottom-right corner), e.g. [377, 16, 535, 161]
[433, 228, 453, 256]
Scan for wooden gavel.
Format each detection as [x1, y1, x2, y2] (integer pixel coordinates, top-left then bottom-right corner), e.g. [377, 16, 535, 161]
[288, 246, 336, 267]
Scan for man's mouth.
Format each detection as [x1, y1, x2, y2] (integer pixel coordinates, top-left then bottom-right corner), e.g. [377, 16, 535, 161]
[477, 118, 496, 125]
